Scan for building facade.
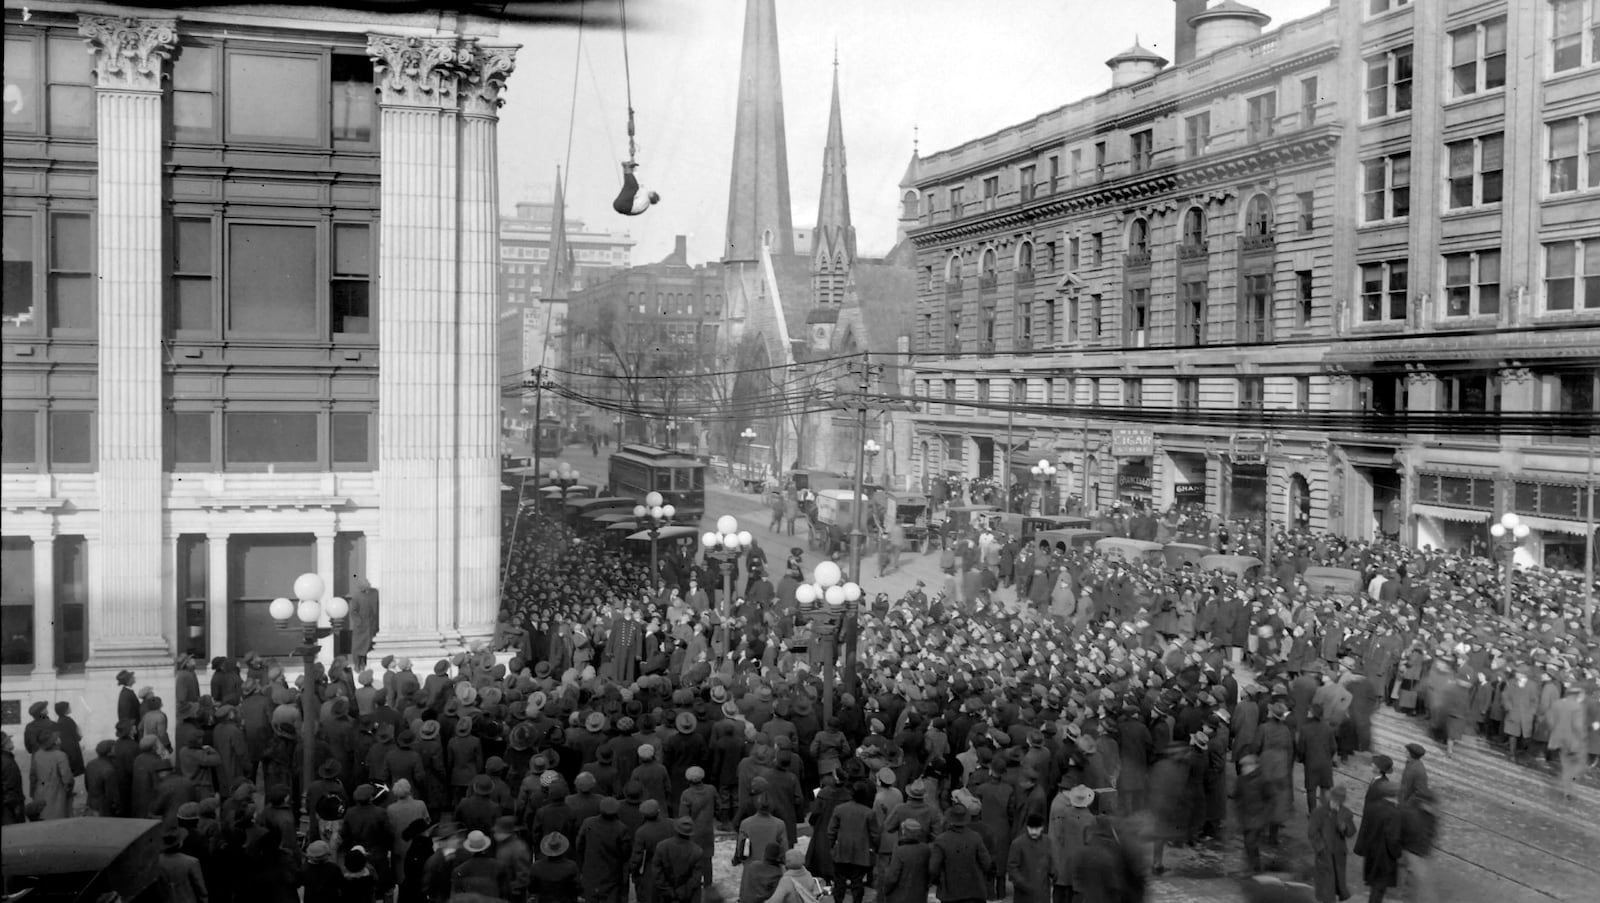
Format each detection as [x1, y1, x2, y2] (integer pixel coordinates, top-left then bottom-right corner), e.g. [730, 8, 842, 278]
[3, 2, 518, 749]
[905, 0, 1598, 566]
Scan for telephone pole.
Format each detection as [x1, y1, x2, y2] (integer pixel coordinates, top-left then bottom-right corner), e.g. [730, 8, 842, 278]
[844, 351, 885, 700]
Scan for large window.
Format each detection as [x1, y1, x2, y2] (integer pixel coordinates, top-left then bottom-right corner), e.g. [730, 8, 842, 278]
[1365, 46, 1414, 119]
[331, 223, 373, 336]
[2, 34, 93, 137]
[228, 223, 317, 337]
[1444, 250, 1502, 317]
[1556, 369, 1599, 414]
[1547, 113, 1600, 194]
[1362, 153, 1411, 222]
[1178, 277, 1207, 347]
[1447, 133, 1504, 208]
[1185, 112, 1210, 157]
[226, 50, 321, 144]
[2, 214, 35, 329]
[47, 213, 95, 334]
[1452, 17, 1507, 96]
[1239, 273, 1272, 343]
[330, 53, 375, 145]
[1247, 92, 1277, 143]
[1361, 259, 1409, 321]
[1549, 0, 1599, 73]
[171, 217, 214, 333]
[3, 36, 40, 134]
[1239, 377, 1264, 411]
[1442, 373, 1501, 412]
[1126, 218, 1150, 263]
[1182, 207, 1207, 253]
[1544, 239, 1600, 310]
[172, 45, 217, 140]
[1244, 195, 1274, 240]
[1, 407, 94, 472]
[1, 537, 34, 667]
[1130, 129, 1153, 173]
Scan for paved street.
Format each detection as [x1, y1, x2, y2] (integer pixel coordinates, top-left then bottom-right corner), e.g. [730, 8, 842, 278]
[537, 446, 1600, 902]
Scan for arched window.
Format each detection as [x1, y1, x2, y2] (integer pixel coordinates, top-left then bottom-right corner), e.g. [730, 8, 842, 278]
[1016, 241, 1034, 272]
[762, 228, 774, 248]
[1182, 207, 1207, 249]
[946, 255, 962, 283]
[1290, 473, 1312, 530]
[1128, 218, 1150, 254]
[902, 190, 919, 219]
[981, 248, 998, 281]
[1245, 194, 1274, 237]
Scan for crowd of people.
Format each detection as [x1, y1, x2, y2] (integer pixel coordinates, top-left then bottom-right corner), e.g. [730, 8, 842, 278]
[2, 493, 1596, 903]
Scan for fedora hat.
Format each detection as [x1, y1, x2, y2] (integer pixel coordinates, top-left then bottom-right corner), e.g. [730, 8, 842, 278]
[317, 759, 343, 780]
[674, 816, 695, 837]
[904, 780, 926, 800]
[462, 830, 492, 854]
[586, 712, 607, 733]
[675, 712, 697, 735]
[455, 716, 474, 736]
[471, 774, 494, 796]
[418, 720, 441, 741]
[540, 831, 570, 857]
[1067, 785, 1095, 808]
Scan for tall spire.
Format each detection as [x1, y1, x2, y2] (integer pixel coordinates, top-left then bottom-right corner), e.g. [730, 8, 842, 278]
[543, 166, 574, 301]
[812, 52, 854, 305]
[724, 0, 794, 262]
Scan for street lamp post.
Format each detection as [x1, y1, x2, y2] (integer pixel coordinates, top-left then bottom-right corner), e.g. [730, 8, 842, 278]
[740, 428, 758, 484]
[634, 491, 676, 590]
[548, 462, 581, 511]
[701, 516, 751, 661]
[268, 573, 347, 819]
[613, 415, 624, 448]
[793, 561, 861, 725]
[1031, 458, 1057, 516]
[1490, 512, 1531, 618]
[863, 439, 881, 486]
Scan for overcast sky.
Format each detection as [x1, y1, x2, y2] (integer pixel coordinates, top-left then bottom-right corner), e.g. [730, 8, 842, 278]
[497, 0, 1331, 264]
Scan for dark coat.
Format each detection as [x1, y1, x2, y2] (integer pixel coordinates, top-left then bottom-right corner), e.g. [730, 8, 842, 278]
[1006, 832, 1052, 903]
[825, 799, 880, 867]
[577, 813, 634, 895]
[1297, 719, 1337, 786]
[651, 835, 705, 903]
[1353, 797, 1403, 889]
[527, 854, 583, 903]
[928, 825, 992, 902]
[629, 818, 677, 903]
[881, 839, 932, 903]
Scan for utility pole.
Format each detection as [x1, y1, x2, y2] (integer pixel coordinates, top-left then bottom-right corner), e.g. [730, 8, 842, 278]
[1586, 431, 1596, 627]
[501, 367, 543, 595]
[1262, 428, 1275, 566]
[844, 351, 883, 700]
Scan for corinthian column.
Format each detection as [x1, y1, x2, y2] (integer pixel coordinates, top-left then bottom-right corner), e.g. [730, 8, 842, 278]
[80, 15, 176, 664]
[454, 43, 517, 646]
[369, 35, 470, 657]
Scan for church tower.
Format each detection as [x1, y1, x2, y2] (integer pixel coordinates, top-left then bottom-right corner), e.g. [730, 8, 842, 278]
[724, 0, 795, 263]
[811, 53, 854, 310]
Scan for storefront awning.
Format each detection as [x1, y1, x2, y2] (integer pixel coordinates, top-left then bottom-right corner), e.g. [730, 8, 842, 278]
[1412, 503, 1490, 524]
[1515, 514, 1593, 537]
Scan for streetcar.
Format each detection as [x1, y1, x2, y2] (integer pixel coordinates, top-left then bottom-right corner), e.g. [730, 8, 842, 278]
[607, 445, 706, 525]
[535, 417, 565, 457]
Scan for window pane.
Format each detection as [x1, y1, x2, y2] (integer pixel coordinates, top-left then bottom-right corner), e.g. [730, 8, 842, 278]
[47, 85, 93, 133]
[174, 92, 214, 133]
[1548, 242, 1576, 276]
[175, 219, 211, 273]
[49, 274, 95, 330]
[1479, 251, 1501, 282]
[173, 45, 215, 92]
[226, 53, 320, 143]
[4, 38, 39, 132]
[330, 414, 365, 463]
[173, 412, 211, 465]
[333, 224, 369, 275]
[175, 277, 213, 331]
[331, 281, 370, 334]
[48, 410, 92, 465]
[2, 411, 37, 464]
[228, 224, 317, 336]
[331, 54, 374, 143]
[51, 214, 92, 270]
[47, 36, 91, 84]
[1448, 141, 1473, 177]
[224, 412, 318, 464]
[2, 215, 35, 324]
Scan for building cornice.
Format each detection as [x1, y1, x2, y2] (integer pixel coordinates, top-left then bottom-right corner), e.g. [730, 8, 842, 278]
[910, 125, 1339, 246]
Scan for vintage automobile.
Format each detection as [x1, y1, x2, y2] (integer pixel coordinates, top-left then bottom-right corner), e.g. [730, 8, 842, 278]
[1200, 553, 1266, 579]
[1033, 527, 1108, 554]
[992, 513, 1092, 543]
[1163, 542, 1215, 570]
[2, 817, 164, 902]
[810, 488, 872, 554]
[889, 493, 933, 554]
[1302, 566, 1364, 594]
[1095, 537, 1168, 567]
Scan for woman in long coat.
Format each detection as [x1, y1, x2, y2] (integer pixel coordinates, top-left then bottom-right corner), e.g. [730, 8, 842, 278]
[1308, 784, 1355, 903]
[29, 731, 74, 819]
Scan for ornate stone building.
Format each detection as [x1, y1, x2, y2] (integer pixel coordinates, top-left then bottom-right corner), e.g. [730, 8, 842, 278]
[2, 2, 518, 751]
[904, 0, 1597, 563]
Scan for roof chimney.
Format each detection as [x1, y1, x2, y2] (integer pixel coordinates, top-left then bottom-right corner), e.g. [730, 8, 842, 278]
[1172, 0, 1207, 64]
[675, 235, 688, 262]
[1106, 41, 1169, 88]
[1189, 1, 1272, 59]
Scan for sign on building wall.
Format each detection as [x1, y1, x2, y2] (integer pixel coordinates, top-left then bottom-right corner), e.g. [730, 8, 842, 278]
[1112, 428, 1154, 457]
[1231, 433, 1267, 465]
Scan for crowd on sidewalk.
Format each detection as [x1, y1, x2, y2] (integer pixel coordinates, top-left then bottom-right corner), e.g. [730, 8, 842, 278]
[2, 497, 1595, 903]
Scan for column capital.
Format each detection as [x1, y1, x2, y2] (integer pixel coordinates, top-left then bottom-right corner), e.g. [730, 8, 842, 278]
[78, 14, 178, 92]
[461, 43, 518, 118]
[368, 34, 473, 109]
[29, 532, 56, 545]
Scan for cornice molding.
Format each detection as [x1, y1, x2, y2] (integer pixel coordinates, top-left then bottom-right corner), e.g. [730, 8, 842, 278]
[78, 14, 177, 92]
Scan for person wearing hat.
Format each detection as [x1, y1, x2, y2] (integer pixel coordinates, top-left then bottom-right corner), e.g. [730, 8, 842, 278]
[344, 783, 390, 886]
[577, 795, 632, 903]
[157, 825, 208, 903]
[763, 847, 821, 903]
[1257, 700, 1296, 843]
[881, 814, 931, 903]
[928, 803, 992, 903]
[28, 726, 74, 821]
[1006, 811, 1051, 903]
[453, 830, 511, 899]
[49, 701, 85, 780]
[1366, 754, 1395, 808]
[825, 780, 880, 903]
[629, 799, 675, 903]
[116, 669, 142, 728]
[651, 816, 707, 903]
[1309, 782, 1356, 903]
[1547, 682, 1589, 799]
[631, 743, 672, 818]
[22, 701, 55, 756]
[1399, 743, 1430, 806]
[1234, 754, 1272, 874]
[1047, 783, 1096, 900]
[447, 715, 484, 807]
[1298, 704, 1337, 815]
[1353, 781, 1404, 903]
[306, 758, 346, 838]
[302, 838, 344, 903]
[84, 738, 121, 817]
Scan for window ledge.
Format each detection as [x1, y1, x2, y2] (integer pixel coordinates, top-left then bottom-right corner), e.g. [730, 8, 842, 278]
[1545, 65, 1600, 86]
[1441, 203, 1503, 216]
[1443, 88, 1507, 106]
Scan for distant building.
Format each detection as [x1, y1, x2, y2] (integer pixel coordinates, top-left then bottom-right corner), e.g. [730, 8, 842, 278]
[904, 0, 1599, 564]
[2, 2, 518, 751]
[498, 178, 634, 447]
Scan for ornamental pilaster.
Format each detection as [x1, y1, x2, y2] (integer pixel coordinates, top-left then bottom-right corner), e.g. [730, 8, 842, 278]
[78, 15, 177, 92]
[368, 34, 474, 108]
[461, 43, 517, 118]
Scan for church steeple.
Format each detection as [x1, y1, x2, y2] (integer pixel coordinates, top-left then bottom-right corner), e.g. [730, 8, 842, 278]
[812, 50, 854, 307]
[724, 0, 795, 263]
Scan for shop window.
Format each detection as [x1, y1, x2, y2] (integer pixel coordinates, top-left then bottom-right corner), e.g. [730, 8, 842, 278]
[331, 411, 372, 468]
[2, 411, 37, 468]
[48, 410, 93, 468]
[228, 223, 317, 337]
[224, 412, 319, 467]
[171, 217, 215, 333]
[1, 537, 34, 667]
[172, 44, 217, 140]
[3, 214, 35, 329]
[49, 213, 95, 333]
[226, 51, 321, 144]
[332, 223, 373, 336]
